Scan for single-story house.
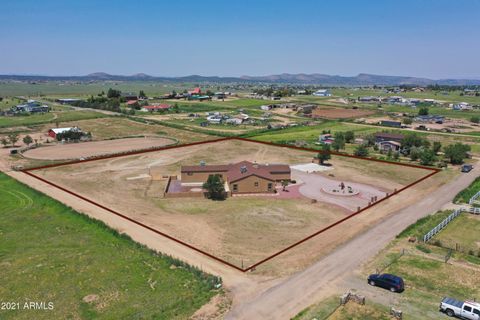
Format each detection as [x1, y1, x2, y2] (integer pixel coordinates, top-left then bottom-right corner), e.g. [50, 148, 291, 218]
[122, 93, 138, 101]
[48, 127, 82, 139]
[12, 102, 49, 114]
[452, 102, 473, 110]
[414, 115, 445, 124]
[378, 141, 401, 152]
[127, 100, 139, 106]
[313, 89, 332, 97]
[141, 104, 171, 112]
[180, 160, 291, 194]
[188, 87, 202, 95]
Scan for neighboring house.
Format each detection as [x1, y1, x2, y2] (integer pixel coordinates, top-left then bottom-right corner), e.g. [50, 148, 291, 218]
[122, 93, 138, 101]
[319, 133, 334, 145]
[140, 104, 171, 112]
[452, 102, 473, 110]
[378, 140, 401, 152]
[48, 127, 82, 139]
[188, 87, 202, 95]
[414, 115, 445, 124]
[180, 160, 291, 194]
[127, 100, 139, 106]
[313, 89, 332, 97]
[12, 101, 49, 114]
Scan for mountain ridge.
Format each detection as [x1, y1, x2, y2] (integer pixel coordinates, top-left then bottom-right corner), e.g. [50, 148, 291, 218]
[1, 72, 480, 86]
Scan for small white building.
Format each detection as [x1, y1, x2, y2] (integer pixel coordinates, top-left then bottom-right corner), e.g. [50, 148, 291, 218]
[313, 89, 332, 97]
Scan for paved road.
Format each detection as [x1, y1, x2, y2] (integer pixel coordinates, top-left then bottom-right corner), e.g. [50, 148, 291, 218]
[226, 162, 480, 320]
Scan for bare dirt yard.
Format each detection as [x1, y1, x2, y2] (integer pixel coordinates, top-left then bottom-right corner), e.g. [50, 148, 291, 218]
[23, 137, 176, 160]
[312, 107, 374, 119]
[31, 139, 430, 274]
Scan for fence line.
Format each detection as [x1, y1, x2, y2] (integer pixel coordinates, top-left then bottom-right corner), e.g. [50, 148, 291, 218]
[469, 190, 480, 205]
[423, 209, 464, 243]
[468, 207, 480, 215]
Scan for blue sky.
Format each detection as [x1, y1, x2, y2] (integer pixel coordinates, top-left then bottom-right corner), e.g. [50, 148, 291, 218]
[1, 0, 479, 78]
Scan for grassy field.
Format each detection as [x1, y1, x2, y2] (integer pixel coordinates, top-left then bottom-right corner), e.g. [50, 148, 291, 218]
[436, 214, 480, 255]
[41, 117, 215, 143]
[293, 297, 392, 320]
[454, 176, 480, 204]
[0, 110, 108, 128]
[0, 172, 219, 319]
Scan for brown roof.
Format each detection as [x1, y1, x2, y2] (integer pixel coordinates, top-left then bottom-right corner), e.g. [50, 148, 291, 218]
[181, 161, 290, 183]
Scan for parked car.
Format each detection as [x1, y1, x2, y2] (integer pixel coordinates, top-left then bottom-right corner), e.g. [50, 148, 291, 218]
[367, 273, 404, 292]
[439, 297, 480, 319]
[461, 164, 474, 173]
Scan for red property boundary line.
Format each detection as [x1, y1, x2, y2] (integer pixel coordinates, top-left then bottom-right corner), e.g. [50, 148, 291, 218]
[22, 137, 440, 272]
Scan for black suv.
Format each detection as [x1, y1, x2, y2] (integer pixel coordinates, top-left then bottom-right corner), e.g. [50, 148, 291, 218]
[367, 273, 404, 292]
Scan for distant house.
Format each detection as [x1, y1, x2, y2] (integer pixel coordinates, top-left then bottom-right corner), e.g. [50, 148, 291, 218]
[121, 93, 138, 101]
[358, 96, 381, 102]
[260, 105, 272, 111]
[140, 104, 171, 112]
[379, 120, 402, 128]
[452, 102, 473, 110]
[414, 115, 445, 124]
[48, 127, 82, 139]
[374, 132, 404, 152]
[188, 87, 202, 95]
[12, 101, 49, 114]
[319, 133, 334, 145]
[313, 89, 332, 97]
[207, 115, 222, 124]
[378, 141, 401, 152]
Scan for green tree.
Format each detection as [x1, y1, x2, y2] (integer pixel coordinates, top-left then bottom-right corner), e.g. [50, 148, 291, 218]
[403, 117, 413, 125]
[432, 141, 442, 154]
[107, 88, 121, 99]
[401, 133, 428, 154]
[409, 146, 421, 161]
[23, 135, 33, 146]
[444, 143, 471, 164]
[203, 174, 226, 200]
[344, 131, 355, 143]
[317, 144, 331, 164]
[354, 144, 369, 157]
[138, 90, 147, 98]
[470, 116, 480, 124]
[7, 133, 19, 147]
[419, 149, 436, 166]
[393, 151, 400, 161]
[281, 180, 289, 191]
[418, 107, 429, 116]
[332, 132, 345, 151]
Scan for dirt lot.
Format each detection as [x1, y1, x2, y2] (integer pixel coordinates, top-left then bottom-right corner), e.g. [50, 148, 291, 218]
[23, 137, 175, 160]
[32, 139, 430, 273]
[312, 107, 374, 119]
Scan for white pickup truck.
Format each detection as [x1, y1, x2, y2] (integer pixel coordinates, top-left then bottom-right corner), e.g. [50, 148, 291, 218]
[440, 297, 480, 319]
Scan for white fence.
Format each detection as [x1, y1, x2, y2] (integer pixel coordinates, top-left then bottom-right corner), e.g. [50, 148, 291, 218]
[469, 190, 480, 206]
[423, 209, 464, 243]
[468, 207, 480, 215]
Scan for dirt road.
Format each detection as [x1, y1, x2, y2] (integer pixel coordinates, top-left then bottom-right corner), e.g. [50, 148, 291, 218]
[225, 162, 480, 320]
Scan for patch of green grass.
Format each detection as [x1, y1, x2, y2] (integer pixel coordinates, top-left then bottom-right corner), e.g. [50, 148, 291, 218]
[0, 111, 108, 128]
[0, 172, 218, 319]
[396, 210, 453, 239]
[436, 214, 480, 254]
[454, 176, 480, 204]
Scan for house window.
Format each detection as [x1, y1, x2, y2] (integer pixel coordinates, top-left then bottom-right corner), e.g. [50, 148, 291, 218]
[254, 182, 259, 187]
[268, 183, 273, 191]
[187, 172, 193, 176]
[233, 184, 238, 192]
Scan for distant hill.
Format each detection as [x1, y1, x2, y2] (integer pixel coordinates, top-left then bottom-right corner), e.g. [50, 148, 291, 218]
[1, 72, 479, 86]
